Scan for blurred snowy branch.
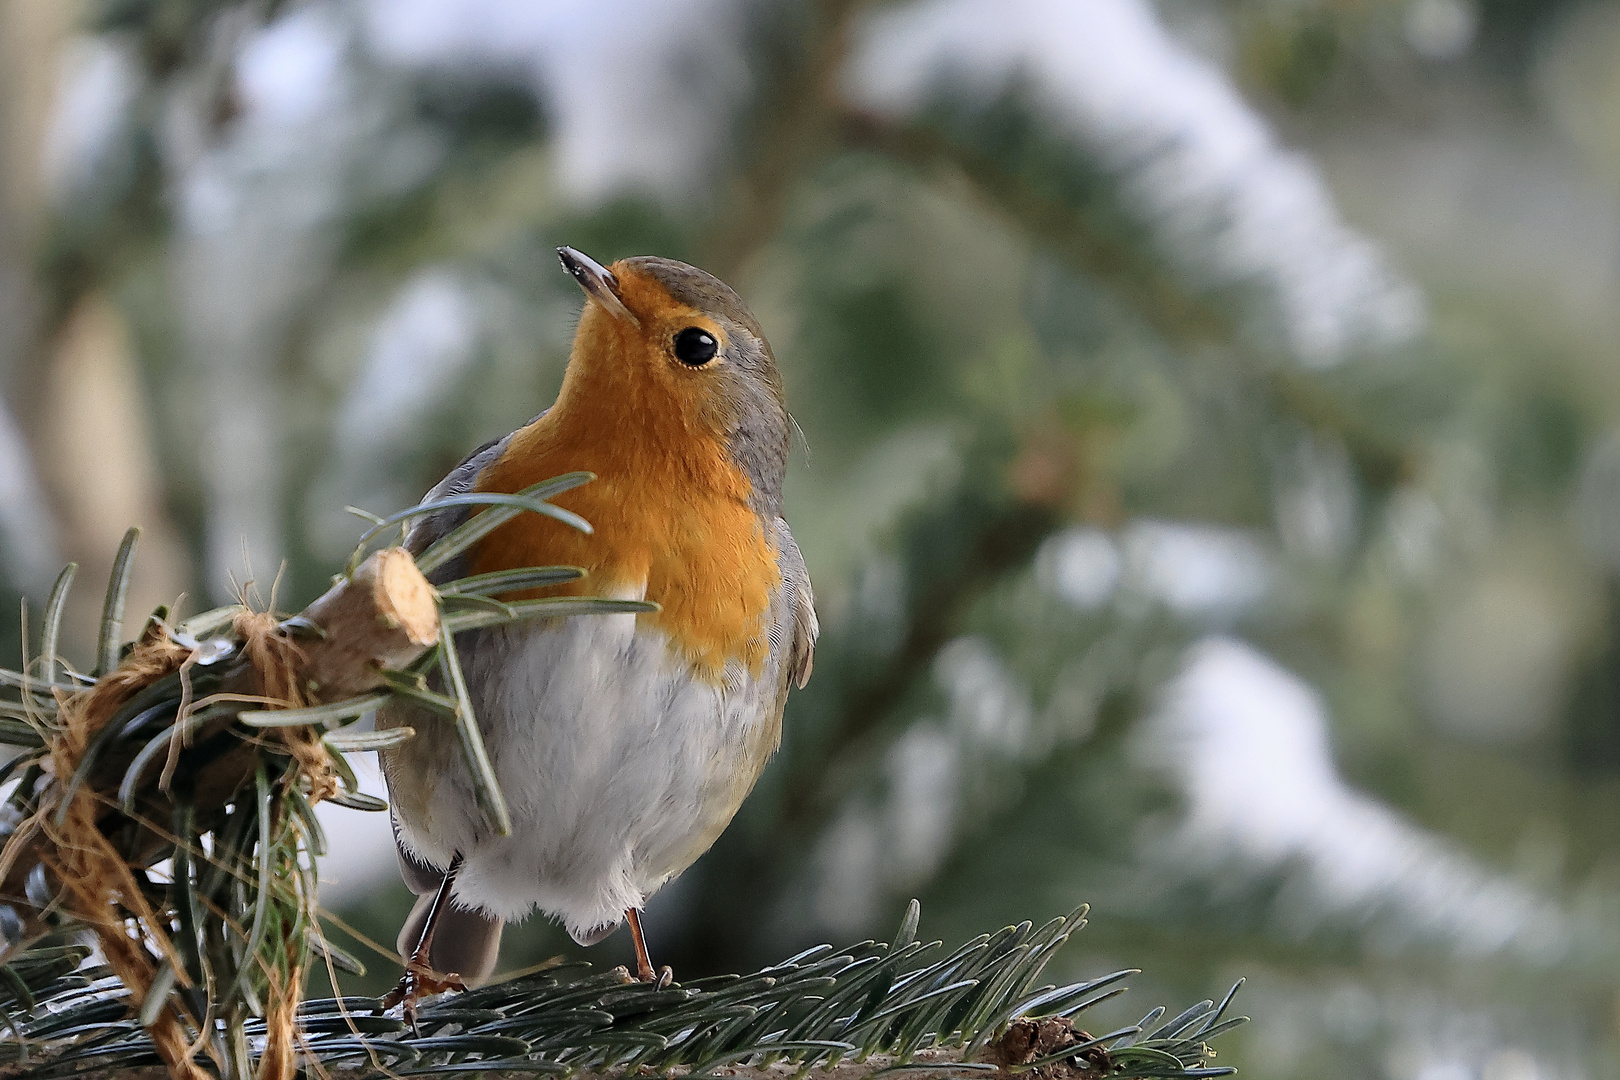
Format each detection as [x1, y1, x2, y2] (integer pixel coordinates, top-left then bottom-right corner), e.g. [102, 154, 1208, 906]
[846, 0, 1424, 366]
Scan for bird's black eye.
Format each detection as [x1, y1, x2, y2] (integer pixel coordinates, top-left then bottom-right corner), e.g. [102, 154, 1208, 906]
[673, 327, 718, 366]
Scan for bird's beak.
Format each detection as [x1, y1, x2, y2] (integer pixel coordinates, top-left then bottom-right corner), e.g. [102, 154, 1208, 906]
[557, 246, 639, 326]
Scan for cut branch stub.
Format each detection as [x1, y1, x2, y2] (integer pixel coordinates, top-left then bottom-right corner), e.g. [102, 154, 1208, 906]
[296, 547, 439, 701]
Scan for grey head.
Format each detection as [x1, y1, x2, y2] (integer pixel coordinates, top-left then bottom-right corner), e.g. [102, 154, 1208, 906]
[558, 247, 791, 515]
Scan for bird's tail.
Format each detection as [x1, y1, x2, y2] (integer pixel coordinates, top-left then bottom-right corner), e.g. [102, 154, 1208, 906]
[397, 894, 504, 987]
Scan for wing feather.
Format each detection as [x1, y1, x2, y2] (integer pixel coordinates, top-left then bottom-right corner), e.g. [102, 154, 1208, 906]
[774, 519, 817, 690]
[403, 434, 510, 562]
[401, 410, 544, 578]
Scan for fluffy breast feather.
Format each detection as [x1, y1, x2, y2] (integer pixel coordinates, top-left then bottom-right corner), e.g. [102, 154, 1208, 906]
[381, 567, 797, 938]
[469, 413, 782, 683]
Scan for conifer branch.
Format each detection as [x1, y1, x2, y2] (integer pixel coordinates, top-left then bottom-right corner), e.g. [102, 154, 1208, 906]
[0, 904, 1243, 1078]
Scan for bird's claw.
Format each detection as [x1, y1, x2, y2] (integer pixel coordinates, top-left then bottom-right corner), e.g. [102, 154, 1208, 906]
[637, 963, 674, 989]
[380, 960, 466, 1032]
[626, 954, 673, 987]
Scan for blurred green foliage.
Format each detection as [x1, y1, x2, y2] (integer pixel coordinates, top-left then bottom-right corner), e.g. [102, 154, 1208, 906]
[7, 1, 1620, 1078]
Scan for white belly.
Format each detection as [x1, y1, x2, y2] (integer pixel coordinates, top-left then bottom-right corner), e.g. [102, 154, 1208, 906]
[382, 607, 781, 942]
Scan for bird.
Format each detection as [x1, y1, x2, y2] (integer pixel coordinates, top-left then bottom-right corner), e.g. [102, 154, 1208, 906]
[374, 247, 817, 1019]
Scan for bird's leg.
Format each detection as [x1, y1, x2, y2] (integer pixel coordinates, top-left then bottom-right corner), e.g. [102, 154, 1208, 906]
[381, 854, 468, 1030]
[625, 908, 673, 988]
[627, 907, 655, 981]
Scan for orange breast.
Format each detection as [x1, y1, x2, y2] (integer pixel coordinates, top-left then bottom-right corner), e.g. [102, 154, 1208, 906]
[470, 363, 779, 684]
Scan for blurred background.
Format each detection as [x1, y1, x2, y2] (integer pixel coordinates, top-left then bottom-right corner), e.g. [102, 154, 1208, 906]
[3, 0, 1620, 1075]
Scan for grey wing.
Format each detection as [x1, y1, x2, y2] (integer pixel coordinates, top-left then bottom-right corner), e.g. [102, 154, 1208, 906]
[401, 409, 545, 579]
[393, 816, 445, 895]
[772, 518, 818, 691]
[401, 433, 511, 571]
[387, 420, 528, 935]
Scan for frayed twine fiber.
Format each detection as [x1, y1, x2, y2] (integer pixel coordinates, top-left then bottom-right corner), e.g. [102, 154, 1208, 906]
[231, 610, 341, 1080]
[19, 621, 203, 1079]
[231, 610, 341, 809]
[3, 611, 347, 1080]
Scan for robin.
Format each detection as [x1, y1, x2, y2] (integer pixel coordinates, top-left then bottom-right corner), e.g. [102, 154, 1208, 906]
[375, 247, 817, 1017]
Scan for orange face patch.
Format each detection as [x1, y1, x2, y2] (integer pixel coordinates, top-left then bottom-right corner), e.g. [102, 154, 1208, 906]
[469, 265, 780, 681]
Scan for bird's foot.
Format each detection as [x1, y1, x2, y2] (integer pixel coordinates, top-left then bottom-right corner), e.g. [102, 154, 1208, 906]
[624, 907, 672, 988]
[380, 959, 466, 1033]
[622, 956, 673, 987]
